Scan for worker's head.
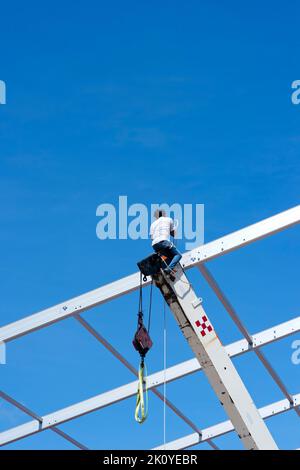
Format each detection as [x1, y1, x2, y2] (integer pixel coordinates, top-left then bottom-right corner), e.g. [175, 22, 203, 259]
[154, 208, 166, 219]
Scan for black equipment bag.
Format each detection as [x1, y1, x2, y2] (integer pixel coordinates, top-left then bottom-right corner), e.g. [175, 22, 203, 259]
[137, 253, 162, 277]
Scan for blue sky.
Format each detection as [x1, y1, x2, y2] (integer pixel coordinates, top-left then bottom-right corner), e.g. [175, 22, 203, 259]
[0, 0, 299, 450]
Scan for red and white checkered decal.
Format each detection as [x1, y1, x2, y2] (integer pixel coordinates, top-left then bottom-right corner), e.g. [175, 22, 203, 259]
[195, 315, 213, 337]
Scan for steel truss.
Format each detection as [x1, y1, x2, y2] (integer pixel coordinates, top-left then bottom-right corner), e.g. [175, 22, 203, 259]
[0, 205, 299, 449]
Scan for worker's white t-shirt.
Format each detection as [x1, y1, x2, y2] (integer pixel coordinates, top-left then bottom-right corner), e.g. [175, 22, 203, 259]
[150, 217, 174, 246]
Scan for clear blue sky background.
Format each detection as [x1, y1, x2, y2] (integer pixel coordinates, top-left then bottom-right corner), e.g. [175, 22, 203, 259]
[0, 0, 299, 450]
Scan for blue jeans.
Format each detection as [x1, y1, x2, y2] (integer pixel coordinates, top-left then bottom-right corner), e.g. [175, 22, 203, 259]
[152, 240, 182, 271]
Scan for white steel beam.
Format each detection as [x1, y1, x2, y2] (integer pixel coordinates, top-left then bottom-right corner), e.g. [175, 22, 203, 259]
[153, 393, 300, 450]
[153, 267, 278, 449]
[1, 205, 299, 343]
[0, 315, 299, 447]
[0, 391, 88, 450]
[184, 205, 300, 269]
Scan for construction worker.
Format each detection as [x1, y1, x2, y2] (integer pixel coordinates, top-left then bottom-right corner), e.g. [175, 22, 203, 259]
[150, 209, 182, 274]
